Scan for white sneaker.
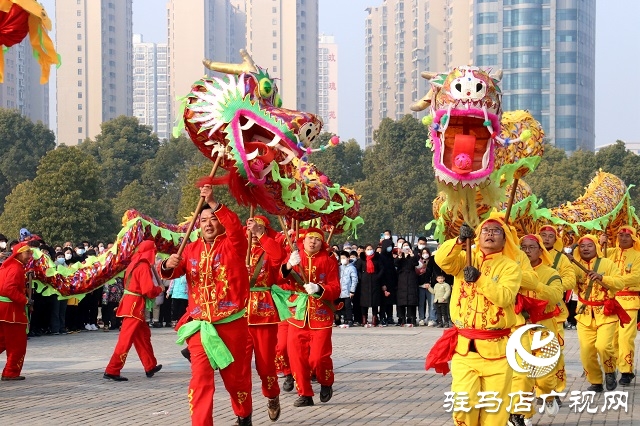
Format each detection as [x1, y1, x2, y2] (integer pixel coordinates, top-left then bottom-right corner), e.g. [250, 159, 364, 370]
[427, 320, 436, 327]
[92, 324, 99, 331]
[545, 398, 559, 416]
[339, 324, 349, 329]
[404, 324, 414, 328]
[364, 323, 372, 328]
[418, 320, 425, 326]
[84, 324, 92, 331]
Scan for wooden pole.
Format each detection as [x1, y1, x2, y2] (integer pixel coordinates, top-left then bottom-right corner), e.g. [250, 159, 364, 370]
[177, 155, 223, 257]
[277, 216, 296, 251]
[246, 206, 255, 266]
[326, 226, 336, 246]
[465, 239, 472, 267]
[503, 178, 519, 226]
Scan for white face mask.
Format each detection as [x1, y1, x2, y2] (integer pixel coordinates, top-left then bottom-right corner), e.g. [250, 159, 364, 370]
[76, 249, 85, 255]
[422, 253, 430, 259]
[350, 257, 357, 262]
[402, 246, 410, 251]
[365, 249, 374, 256]
[340, 258, 349, 265]
[418, 244, 426, 250]
[98, 246, 104, 252]
[383, 235, 391, 240]
[64, 253, 72, 260]
[56, 257, 66, 265]
[0, 242, 6, 249]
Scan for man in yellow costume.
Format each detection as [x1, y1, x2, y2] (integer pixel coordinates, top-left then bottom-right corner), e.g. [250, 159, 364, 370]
[599, 226, 640, 386]
[516, 234, 565, 424]
[539, 225, 576, 398]
[426, 217, 521, 426]
[568, 235, 626, 392]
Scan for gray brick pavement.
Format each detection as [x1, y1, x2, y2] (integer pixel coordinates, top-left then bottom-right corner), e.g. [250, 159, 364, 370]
[0, 325, 637, 425]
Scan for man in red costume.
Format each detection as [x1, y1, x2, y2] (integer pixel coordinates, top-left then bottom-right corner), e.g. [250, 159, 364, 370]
[281, 228, 340, 407]
[244, 215, 286, 421]
[161, 183, 252, 426]
[0, 242, 32, 381]
[104, 240, 163, 381]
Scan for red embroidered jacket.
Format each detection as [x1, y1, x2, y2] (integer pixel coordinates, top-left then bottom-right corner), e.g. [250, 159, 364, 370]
[116, 259, 162, 321]
[247, 231, 286, 325]
[280, 243, 340, 329]
[160, 204, 249, 323]
[0, 257, 29, 324]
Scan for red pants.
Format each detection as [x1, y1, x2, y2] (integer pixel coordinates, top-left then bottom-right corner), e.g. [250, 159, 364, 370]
[246, 324, 280, 398]
[188, 319, 252, 426]
[105, 317, 157, 375]
[287, 324, 334, 396]
[275, 321, 291, 375]
[0, 321, 27, 378]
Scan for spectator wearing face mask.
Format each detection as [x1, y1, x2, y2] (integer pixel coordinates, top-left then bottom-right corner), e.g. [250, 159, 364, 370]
[0, 234, 8, 252]
[64, 247, 82, 333]
[395, 242, 420, 326]
[78, 249, 100, 331]
[359, 244, 385, 327]
[50, 252, 68, 335]
[379, 231, 398, 326]
[349, 250, 363, 325]
[336, 251, 358, 327]
[102, 277, 124, 331]
[74, 243, 86, 261]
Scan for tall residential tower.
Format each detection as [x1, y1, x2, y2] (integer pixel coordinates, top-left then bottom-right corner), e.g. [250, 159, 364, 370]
[55, 0, 133, 145]
[318, 35, 338, 135]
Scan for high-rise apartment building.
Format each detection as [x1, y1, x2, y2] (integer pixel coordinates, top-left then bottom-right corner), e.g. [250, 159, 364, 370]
[365, 0, 470, 147]
[244, 0, 319, 114]
[133, 34, 170, 141]
[318, 35, 338, 135]
[475, 0, 595, 153]
[167, 0, 245, 128]
[0, 38, 49, 126]
[365, 0, 596, 153]
[55, 0, 133, 146]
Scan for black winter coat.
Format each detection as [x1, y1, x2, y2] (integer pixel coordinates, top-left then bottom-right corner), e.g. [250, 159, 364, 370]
[395, 254, 420, 306]
[358, 253, 384, 307]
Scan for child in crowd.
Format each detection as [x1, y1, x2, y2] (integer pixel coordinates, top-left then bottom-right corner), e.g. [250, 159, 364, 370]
[428, 274, 451, 327]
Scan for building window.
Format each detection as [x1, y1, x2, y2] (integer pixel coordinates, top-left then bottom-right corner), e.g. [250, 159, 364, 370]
[557, 9, 577, 21]
[273, 54, 277, 60]
[557, 30, 577, 42]
[273, 42, 277, 48]
[77, 45, 82, 51]
[77, 69, 82, 75]
[77, 57, 82, 63]
[78, 115, 82, 122]
[476, 54, 497, 66]
[77, 10, 81, 16]
[78, 80, 82, 87]
[477, 34, 498, 45]
[78, 127, 83, 133]
[77, 22, 81, 28]
[272, 30, 277, 36]
[272, 7, 276, 12]
[272, 18, 277, 25]
[477, 12, 498, 25]
[77, 34, 82, 40]
[78, 104, 82, 110]
[78, 92, 82, 98]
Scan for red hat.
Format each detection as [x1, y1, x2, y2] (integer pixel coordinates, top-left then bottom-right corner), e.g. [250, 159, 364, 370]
[0, 241, 32, 269]
[296, 227, 329, 251]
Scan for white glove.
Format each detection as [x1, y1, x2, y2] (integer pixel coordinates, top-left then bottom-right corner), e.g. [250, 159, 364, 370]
[304, 282, 319, 294]
[288, 251, 301, 266]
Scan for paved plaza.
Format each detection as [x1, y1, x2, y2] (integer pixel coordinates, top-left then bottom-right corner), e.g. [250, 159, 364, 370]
[1, 324, 637, 425]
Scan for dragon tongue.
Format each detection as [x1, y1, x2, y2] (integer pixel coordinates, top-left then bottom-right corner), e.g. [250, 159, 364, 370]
[451, 134, 476, 174]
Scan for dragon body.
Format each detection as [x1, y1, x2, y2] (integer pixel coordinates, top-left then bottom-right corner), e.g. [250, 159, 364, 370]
[416, 66, 639, 241]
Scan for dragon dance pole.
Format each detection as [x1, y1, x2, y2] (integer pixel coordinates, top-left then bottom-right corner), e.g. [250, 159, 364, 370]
[565, 253, 611, 314]
[503, 178, 519, 227]
[246, 206, 255, 266]
[277, 216, 296, 252]
[326, 226, 336, 246]
[176, 154, 223, 258]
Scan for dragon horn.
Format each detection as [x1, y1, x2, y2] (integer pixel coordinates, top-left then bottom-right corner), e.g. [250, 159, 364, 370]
[410, 88, 433, 112]
[202, 48, 258, 75]
[420, 71, 439, 80]
[490, 69, 503, 82]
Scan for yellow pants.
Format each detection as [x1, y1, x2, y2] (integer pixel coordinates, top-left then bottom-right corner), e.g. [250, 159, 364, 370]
[451, 353, 512, 426]
[577, 319, 617, 384]
[534, 320, 560, 397]
[509, 329, 535, 418]
[615, 309, 638, 373]
[553, 325, 566, 393]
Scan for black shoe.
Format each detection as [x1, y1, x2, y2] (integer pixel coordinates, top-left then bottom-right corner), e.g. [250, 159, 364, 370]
[234, 414, 252, 426]
[310, 373, 317, 383]
[320, 385, 333, 403]
[555, 395, 563, 407]
[507, 413, 526, 426]
[267, 396, 281, 422]
[145, 364, 162, 378]
[181, 347, 191, 363]
[103, 373, 128, 382]
[347, 321, 353, 327]
[282, 374, 294, 392]
[587, 383, 603, 392]
[293, 396, 314, 407]
[380, 318, 387, 326]
[152, 322, 163, 328]
[1, 376, 25, 381]
[605, 372, 617, 390]
[619, 372, 635, 386]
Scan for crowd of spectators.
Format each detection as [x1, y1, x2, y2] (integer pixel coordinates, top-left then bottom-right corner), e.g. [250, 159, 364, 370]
[329, 230, 453, 328]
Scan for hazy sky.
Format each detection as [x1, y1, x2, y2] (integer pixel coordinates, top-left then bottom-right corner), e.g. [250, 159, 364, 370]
[41, 0, 639, 147]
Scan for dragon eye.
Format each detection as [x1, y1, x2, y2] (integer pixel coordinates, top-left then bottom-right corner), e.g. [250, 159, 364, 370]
[259, 78, 273, 98]
[274, 93, 283, 108]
